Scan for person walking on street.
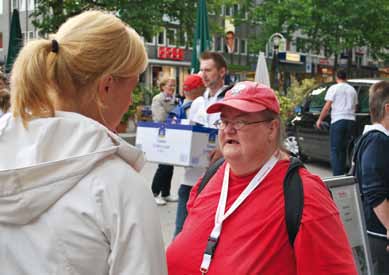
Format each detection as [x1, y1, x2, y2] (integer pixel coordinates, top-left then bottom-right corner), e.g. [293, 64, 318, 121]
[0, 11, 167, 275]
[316, 69, 358, 175]
[151, 76, 178, 205]
[354, 81, 389, 274]
[170, 74, 206, 236]
[167, 81, 357, 275]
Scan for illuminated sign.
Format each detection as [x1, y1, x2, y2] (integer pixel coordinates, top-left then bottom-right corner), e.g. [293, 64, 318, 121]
[158, 47, 184, 61]
[286, 52, 300, 62]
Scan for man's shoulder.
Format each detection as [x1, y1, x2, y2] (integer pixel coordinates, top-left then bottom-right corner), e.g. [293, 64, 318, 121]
[298, 168, 338, 219]
[190, 96, 206, 110]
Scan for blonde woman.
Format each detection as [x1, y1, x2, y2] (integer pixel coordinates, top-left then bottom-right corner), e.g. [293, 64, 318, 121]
[0, 11, 167, 275]
[151, 76, 178, 205]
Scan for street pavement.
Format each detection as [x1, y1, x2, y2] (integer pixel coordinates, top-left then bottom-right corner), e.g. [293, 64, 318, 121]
[139, 160, 332, 247]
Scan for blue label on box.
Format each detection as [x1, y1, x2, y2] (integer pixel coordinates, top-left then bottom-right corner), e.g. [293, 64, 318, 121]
[138, 121, 218, 135]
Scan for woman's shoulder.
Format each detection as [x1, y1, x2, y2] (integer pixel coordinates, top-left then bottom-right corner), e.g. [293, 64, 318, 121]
[84, 156, 152, 207]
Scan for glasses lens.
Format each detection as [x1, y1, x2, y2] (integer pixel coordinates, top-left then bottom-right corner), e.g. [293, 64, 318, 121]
[234, 121, 244, 130]
[214, 120, 222, 129]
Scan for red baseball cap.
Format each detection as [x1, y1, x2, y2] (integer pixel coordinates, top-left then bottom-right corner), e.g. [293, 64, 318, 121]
[183, 74, 204, 92]
[206, 81, 280, 114]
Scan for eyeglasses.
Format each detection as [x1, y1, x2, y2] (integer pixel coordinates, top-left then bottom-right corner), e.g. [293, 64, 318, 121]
[213, 118, 272, 130]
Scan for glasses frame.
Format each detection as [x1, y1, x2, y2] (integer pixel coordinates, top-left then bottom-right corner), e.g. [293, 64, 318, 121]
[213, 118, 272, 130]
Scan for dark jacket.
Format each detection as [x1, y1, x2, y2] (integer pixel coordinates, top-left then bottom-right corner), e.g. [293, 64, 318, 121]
[356, 129, 389, 237]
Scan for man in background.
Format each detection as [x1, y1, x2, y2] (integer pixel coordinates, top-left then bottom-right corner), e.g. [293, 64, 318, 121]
[316, 69, 358, 175]
[189, 51, 229, 165]
[170, 74, 206, 236]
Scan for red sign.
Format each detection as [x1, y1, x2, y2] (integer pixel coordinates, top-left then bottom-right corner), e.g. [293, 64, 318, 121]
[158, 46, 184, 61]
[319, 58, 329, 65]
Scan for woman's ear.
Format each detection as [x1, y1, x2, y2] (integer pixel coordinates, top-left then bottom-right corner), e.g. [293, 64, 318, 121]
[98, 75, 113, 102]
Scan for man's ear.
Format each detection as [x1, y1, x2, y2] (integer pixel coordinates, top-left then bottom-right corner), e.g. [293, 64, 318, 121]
[219, 67, 227, 79]
[97, 75, 113, 102]
[268, 119, 280, 143]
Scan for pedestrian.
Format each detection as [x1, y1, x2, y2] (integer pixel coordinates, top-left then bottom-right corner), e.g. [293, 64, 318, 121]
[151, 76, 178, 205]
[316, 69, 358, 175]
[0, 88, 10, 117]
[0, 10, 167, 275]
[354, 81, 389, 274]
[170, 74, 206, 236]
[189, 51, 230, 165]
[167, 81, 357, 275]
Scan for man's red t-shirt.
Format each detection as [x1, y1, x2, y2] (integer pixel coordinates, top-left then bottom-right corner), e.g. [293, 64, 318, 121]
[166, 160, 357, 275]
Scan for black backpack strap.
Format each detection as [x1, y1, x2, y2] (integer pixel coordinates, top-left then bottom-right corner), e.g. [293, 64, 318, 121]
[283, 157, 305, 247]
[196, 157, 225, 197]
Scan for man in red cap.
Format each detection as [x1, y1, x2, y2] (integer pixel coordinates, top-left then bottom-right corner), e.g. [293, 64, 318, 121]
[169, 74, 206, 236]
[170, 74, 205, 120]
[167, 81, 357, 275]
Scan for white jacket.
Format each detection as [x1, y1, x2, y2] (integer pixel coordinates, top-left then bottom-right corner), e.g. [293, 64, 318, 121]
[0, 112, 167, 275]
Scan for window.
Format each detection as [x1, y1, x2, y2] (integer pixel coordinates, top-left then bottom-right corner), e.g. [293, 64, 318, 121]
[307, 86, 328, 113]
[0, 0, 3, 14]
[166, 29, 177, 47]
[225, 6, 232, 16]
[296, 37, 308, 53]
[157, 30, 165, 46]
[234, 38, 239, 53]
[355, 54, 363, 66]
[358, 86, 369, 113]
[240, 39, 247, 55]
[144, 33, 155, 45]
[177, 31, 186, 48]
[214, 36, 223, 52]
[232, 4, 239, 16]
[220, 5, 225, 16]
[12, 0, 18, 9]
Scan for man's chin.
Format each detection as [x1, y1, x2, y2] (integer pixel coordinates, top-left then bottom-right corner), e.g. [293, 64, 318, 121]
[222, 150, 241, 162]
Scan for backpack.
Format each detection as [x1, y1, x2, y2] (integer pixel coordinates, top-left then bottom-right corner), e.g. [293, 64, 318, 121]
[196, 157, 305, 247]
[169, 101, 193, 119]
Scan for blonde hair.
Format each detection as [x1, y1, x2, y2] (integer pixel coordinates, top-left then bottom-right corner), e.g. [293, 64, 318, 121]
[11, 10, 148, 126]
[159, 76, 176, 90]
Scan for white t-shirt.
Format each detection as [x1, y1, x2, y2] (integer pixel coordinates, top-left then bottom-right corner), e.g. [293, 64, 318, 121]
[189, 86, 226, 128]
[324, 82, 358, 124]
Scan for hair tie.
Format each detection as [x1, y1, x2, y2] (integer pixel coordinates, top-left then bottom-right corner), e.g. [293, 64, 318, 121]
[51, 39, 59, 53]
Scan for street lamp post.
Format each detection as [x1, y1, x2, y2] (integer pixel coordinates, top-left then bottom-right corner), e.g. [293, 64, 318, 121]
[272, 36, 281, 91]
[266, 33, 286, 91]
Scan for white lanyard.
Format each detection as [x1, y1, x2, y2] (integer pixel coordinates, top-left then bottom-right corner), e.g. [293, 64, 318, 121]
[200, 155, 279, 274]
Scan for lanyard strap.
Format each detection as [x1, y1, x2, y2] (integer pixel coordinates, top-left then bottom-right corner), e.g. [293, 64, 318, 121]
[200, 155, 279, 274]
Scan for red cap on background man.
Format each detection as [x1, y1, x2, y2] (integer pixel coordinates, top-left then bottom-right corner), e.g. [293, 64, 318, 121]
[183, 74, 204, 92]
[206, 81, 280, 114]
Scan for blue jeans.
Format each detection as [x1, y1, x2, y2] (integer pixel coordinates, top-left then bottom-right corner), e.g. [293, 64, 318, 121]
[330, 119, 355, 176]
[174, 185, 192, 236]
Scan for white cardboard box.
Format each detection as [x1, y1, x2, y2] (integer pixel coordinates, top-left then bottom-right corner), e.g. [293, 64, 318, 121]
[135, 121, 218, 167]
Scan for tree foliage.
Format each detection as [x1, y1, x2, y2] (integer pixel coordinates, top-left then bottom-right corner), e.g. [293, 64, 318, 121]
[31, 0, 199, 41]
[246, 0, 389, 64]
